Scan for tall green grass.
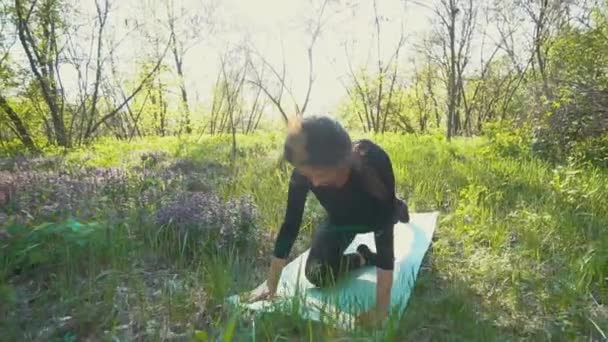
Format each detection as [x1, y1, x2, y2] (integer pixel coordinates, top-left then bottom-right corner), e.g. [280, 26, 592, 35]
[1, 132, 606, 340]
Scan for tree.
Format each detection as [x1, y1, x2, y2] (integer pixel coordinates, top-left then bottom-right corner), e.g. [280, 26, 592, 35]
[247, 0, 330, 123]
[520, 0, 572, 101]
[14, 0, 69, 146]
[0, 94, 38, 152]
[341, 0, 406, 133]
[0, 2, 38, 152]
[165, 0, 215, 135]
[410, 56, 443, 132]
[536, 6, 608, 154]
[10, 0, 172, 146]
[207, 48, 266, 136]
[428, 0, 477, 140]
[82, 36, 171, 141]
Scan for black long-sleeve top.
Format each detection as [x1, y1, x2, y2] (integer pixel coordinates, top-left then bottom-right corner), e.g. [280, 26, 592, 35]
[273, 139, 397, 270]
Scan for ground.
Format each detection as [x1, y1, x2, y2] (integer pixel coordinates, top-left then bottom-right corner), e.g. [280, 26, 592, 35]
[0, 132, 606, 341]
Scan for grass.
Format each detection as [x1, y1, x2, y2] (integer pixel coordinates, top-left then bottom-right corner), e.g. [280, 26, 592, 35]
[1, 131, 607, 341]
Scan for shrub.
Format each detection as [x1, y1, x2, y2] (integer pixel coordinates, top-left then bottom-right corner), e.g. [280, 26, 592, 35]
[568, 134, 608, 168]
[154, 191, 265, 255]
[482, 121, 532, 159]
[1, 168, 132, 220]
[1, 217, 104, 274]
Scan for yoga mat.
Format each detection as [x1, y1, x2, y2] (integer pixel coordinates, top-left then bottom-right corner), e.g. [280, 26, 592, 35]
[227, 211, 439, 330]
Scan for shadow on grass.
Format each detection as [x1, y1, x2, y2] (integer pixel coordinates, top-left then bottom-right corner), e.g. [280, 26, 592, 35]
[396, 255, 500, 341]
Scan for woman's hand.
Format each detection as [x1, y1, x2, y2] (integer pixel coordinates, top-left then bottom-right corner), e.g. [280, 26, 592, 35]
[244, 281, 276, 302]
[244, 256, 287, 303]
[357, 268, 392, 328]
[356, 307, 387, 328]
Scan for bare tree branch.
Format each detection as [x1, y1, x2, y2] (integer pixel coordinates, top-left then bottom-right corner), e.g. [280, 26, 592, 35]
[246, 47, 290, 123]
[84, 33, 174, 139]
[247, 0, 330, 121]
[87, 0, 109, 141]
[299, 0, 329, 115]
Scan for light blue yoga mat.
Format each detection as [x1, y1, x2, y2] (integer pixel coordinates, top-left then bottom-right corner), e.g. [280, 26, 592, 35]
[227, 211, 439, 330]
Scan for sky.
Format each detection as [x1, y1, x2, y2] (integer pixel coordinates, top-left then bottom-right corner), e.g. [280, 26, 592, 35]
[154, 0, 436, 115]
[201, 0, 435, 115]
[49, 0, 443, 117]
[7, 0, 510, 118]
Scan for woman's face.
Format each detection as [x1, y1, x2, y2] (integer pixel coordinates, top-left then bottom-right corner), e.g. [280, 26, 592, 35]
[298, 162, 351, 188]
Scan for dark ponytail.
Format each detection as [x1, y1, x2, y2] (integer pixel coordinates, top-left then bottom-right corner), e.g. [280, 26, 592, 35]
[352, 141, 390, 201]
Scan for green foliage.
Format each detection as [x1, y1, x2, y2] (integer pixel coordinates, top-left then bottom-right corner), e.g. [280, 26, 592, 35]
[529, 5, 608, 165]
[464, 56, 530, 126]
[482, 120, 533, 159]
[2, 217, 103, 273]
[1, 134, 607, 339]
[338, 67, 444, 134]
[568, 134, 608, 168]
[549, 15, 608, 86]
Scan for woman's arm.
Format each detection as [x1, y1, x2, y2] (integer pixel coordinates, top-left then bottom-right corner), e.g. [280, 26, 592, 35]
[269, 170, 309, 290]
[266, 256, 288, 293]
[247, 170, 309, 302]
[374, 225, 394, 319]
[355, 140, 397, 320]
[272, 170, 309, 260]
[376, 268, 393, 315]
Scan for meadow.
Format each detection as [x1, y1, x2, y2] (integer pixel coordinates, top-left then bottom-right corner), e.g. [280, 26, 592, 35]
[1, 130, 607, 341]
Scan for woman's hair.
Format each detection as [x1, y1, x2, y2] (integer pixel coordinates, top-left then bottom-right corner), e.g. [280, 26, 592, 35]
[284, 116, 391, 201]
[284, 116, 352, 168]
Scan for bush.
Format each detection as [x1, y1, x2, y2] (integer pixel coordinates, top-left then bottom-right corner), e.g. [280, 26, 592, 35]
[568, 134, 608, 168]
[1, 168, 132, 221]
[482, 121, 533, 159]
[0, 155, 63, 171]
[1, 217, 105, 274]
[482, 119, 608, 168]
[155, 191, 265, 255]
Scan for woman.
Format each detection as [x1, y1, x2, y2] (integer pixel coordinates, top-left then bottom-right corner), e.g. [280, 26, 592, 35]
[247, 116, 409, 324]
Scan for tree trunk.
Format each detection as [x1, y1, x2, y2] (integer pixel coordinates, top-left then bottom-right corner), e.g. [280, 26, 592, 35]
[447, 0, 457, 141]
[534, 0, 552, 100]
[15, 0, 69, 147]
[88, 0, 109, 142]
[170, 34, 191, 134]
[158, 77, 166, 136]
[0, 93, 38, 152]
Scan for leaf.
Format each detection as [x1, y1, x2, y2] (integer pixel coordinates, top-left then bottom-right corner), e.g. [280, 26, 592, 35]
[16, 242, 41, 259]
[30, 222, 54, 233]
[28, 249, 46, 265]
[0, 283, 17, 303]
[62, 331, 77, 342]
[7, 223, 27, 236]
[68, 219, 84, 232]
[75, 238, 88, 247]
[222, 309, 241, 342]
[193, 330, 208, 341]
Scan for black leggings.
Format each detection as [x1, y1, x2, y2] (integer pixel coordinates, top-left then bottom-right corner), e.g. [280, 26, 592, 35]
[304, 224, 366, 288]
